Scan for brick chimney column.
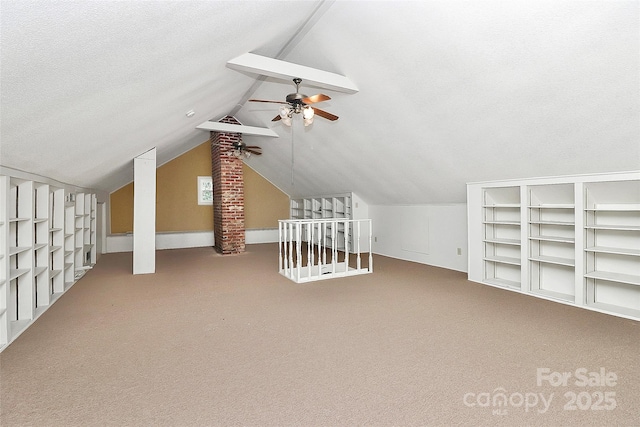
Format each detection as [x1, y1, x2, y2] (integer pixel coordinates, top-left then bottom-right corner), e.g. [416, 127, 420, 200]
[210, 116, 245, 254]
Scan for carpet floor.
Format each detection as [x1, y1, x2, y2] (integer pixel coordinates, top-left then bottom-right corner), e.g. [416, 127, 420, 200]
[1, 243, 639, 426]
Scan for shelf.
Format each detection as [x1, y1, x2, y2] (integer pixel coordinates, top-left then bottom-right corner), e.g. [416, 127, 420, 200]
[9, 246, 31, 256]
[483, 220, 520, 226]
[587, 302, 640, 319]
[34, 266, 47, 276]
[530, 288, 574, 302]
[50, 269, 62, 278]
[585, 224, 640, 231]
[529, 235, 575, 244]
[33, 218, 48, 223]
[34, 243, 47, 251]
[50, 292, 63, 304]
[9, 217, 30, 223]
[529, 204, 575, 209]
[483, 204, 520, 208]
[49, 245, 63, 252]
[33, 305, 49, 319]
[585, 271, 640, 287]
[483, 238, 521, 246]
[9, 268, 30, 281]
[529, 220, 574, 226]
[485, 277, 520, 289]
[585, 246, 640, 256]
[586, 204, 640, 211]
[529, 255, 574, 267]
[10, 319, 30, 338]
[484, 255, 521, 266]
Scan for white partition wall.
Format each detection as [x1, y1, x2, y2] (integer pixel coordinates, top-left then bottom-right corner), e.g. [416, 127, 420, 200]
[468, 171, 640, 321]
[133, 148, 156, 275]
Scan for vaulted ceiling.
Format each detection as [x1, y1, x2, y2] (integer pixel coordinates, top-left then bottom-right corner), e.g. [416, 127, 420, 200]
[1, 1, 638, 204]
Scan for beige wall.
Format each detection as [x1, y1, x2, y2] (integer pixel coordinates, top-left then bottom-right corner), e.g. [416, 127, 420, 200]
[110, 140, 289, 234]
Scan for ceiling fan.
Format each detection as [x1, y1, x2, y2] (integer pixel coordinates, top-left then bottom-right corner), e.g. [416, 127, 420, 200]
[230, 142, 261, 158]
[249, 78, 338, 126]
[212, 141, 262, 159]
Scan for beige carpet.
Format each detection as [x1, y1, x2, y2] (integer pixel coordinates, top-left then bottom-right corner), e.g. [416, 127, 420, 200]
[1, 243, 639, 426]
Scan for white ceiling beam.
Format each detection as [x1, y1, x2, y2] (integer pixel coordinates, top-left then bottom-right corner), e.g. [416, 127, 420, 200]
[227, 52, 358, 94]
[196, 121, 279, 137]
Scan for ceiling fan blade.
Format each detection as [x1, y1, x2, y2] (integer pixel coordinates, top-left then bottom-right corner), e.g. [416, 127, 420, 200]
[245, 148, 262, 155]
[248, 99, 289, 105]
[312, 107, 339, 121]
[271, 115, 282, 122]
[301, 94, 331, 104]
[245, 145, 262, 149]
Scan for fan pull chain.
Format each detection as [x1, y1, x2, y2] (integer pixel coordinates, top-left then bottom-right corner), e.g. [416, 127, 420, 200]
[290, 122, 295, 186]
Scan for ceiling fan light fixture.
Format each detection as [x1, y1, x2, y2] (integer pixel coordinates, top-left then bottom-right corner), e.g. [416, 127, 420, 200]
[231, 148, 250, 159]
[302, 105, 314, 120]
[280, 105, 292, 118]
[303, 117, 314, 127]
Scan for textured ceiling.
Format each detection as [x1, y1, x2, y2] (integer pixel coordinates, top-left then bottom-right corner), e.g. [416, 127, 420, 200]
[1, 0, 638, 204]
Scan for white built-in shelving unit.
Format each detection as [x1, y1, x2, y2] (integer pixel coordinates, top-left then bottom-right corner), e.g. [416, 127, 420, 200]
[583, 180, 640, 319]
[0, 174, 97, 351]
[290, 193, 354, 251]
[482, 186, 522, 290]
[290, 193, 353, 220]
[528, 183, 576, 302]
[468, 171, 640, 321]
[0, 176, 9, 345]
[290, 193, 369, 251]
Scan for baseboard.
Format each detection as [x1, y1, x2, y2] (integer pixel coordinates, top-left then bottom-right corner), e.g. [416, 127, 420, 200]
[106, 229, 278, 253]
[245, 228, 279, 244]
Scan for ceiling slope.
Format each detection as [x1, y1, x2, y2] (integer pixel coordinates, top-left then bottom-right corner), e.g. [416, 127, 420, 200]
[1, 1, 638, 204]
[235, 0, 640, 204]
[0, 0, 320, 191]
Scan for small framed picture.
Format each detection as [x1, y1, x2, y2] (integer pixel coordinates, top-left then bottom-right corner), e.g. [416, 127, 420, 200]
[197, 176, 213, 205]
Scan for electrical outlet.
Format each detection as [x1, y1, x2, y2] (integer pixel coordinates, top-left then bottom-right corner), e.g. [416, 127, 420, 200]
[457, 248, 462, 255]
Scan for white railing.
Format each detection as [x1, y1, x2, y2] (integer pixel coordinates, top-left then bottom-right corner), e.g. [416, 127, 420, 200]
[278, 218, 373, 283]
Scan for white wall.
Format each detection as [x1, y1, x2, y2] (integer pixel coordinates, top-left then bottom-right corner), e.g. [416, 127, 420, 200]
[369, 203, 468, 272]
[133, 148, 156, 274]
[106, 228, 278, 253]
